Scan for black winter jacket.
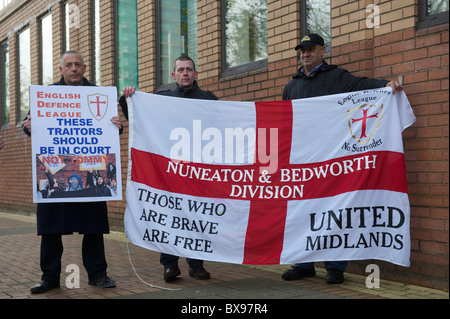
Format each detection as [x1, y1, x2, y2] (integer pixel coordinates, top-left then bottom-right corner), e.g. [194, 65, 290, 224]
[119, 81, 217, 120]
[158, 81, 218, 100]
[282, 61, 389, 100]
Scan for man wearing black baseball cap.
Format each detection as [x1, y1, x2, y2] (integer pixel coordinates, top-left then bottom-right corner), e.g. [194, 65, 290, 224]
[283, 33, 402, 99]
[294, 33, 325, 50]
[282, 34, 402, 284]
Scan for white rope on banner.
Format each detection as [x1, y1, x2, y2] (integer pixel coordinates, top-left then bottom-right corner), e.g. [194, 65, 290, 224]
[125, 236, 181, 291]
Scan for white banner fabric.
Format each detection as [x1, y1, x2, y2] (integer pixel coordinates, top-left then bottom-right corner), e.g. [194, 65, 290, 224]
[125, 88, 415, 266]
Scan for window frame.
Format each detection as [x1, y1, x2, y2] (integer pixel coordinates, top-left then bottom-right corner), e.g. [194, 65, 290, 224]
[0, 40, 10, 128]
[114, 0, 138, 92]
[16, 26, 31, 125]
[417, 0, 449, 29]
[38, 10, 53, 85]
[219, 0, 268, 78]
[91, 0, 101, 85]
[156, 0, 199, 90]
[155, 0, 175, 91]
[300, 0, 331, 53]
[61, 0, 70, 52]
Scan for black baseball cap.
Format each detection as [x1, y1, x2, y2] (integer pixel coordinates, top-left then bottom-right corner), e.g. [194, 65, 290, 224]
[295, 34, 325, 50]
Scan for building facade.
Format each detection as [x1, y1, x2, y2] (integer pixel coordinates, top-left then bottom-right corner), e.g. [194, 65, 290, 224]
[0, 0, 448, 290]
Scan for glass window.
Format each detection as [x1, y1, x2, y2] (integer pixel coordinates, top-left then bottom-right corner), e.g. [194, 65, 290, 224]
[427, 0, 449, 15]
[305, 0, 331, 51]
[1, 41, 10, 126]
[117, 0, 138, 90]
[0, 0, 12, 11]
[418, 0, 449, 28]
[93, 0, 101, 85]
[224, 0, 267, 70]
[159, 0, 198, 86]
[64, 2, 70, 51]
[64, 2, 80, 51]
[18, 27, 31, 122]
[40, 13, 53, 85]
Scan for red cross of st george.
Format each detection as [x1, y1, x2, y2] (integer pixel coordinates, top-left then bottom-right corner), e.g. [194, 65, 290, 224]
[130, 100, 408, 265]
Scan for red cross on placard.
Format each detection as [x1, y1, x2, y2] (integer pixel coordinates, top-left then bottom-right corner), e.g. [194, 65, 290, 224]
[90, 95, 107, 117]
[131, 101, 408, 265]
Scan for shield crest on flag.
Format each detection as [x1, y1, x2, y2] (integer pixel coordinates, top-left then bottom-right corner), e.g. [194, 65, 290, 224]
[347, 104, 383, 144]
[87, 93, 108, 121]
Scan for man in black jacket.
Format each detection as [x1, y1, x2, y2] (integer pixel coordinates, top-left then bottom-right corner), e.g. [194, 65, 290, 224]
[121, 56, 216, 282]
[281, 34, 402, 284]
[21, 51, 122, 293]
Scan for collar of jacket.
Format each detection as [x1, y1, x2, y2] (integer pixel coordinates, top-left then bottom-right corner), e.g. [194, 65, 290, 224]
[293, 61, 337, 79]
[55, 76, 94, 86]
[176, 80, 199, 94]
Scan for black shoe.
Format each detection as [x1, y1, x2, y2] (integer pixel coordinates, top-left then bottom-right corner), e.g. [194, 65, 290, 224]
[163, 267, 181, 282]
[88, 276, 116, 288]
[30, 280, 60, 293]
[188, 267, 211, 280]
[326, 269, 344, 284]
[281, 266, 316, 280]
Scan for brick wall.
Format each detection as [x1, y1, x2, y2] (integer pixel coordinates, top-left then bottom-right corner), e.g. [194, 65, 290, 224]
[0, 0, 57, 214]
[326, 0, 449, 291]
[197, 0, 449, 291]
[0, 0, 448, 290]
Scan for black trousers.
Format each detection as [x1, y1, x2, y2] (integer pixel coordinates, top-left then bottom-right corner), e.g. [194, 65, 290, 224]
[160, 253, 203, 269]
[40, 233, 107, 283]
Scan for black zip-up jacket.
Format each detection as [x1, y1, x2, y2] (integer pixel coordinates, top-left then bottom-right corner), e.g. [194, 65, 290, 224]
[119, 80, 218, 120]
[158, 81, 218, 100]
[282, 61, 389, 100]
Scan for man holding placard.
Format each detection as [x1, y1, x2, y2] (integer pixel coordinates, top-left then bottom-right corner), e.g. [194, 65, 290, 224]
[22, 51, 122, 293]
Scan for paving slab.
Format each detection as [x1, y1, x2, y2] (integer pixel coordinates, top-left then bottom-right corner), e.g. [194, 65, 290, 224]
[0, 210, 448, 314]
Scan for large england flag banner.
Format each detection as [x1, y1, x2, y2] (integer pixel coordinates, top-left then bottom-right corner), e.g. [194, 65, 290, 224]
[125, 88, 415, 267]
